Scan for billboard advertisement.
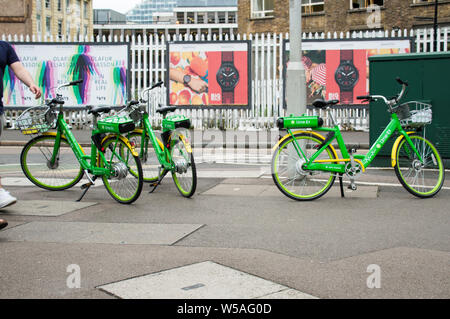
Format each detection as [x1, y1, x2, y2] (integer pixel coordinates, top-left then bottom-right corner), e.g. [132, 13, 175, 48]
[2, 43, 130, 107]
[167, 41, 251, 109]
[283, 38, 413, 107]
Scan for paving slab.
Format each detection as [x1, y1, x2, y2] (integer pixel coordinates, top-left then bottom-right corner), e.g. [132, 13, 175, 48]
[98, 261, 318, 299]
[0, 200, 97, 217]
[1, 222, 204, 245]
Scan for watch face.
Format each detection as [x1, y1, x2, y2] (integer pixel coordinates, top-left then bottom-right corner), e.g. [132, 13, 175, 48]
[335, 62, 359, 91]
[216, 65, 239, 90]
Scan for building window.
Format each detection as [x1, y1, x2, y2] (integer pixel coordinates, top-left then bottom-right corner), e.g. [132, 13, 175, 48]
[66, 0, 71, 13]
[36, 0, 42, 12]
[46, 16, 51, 36]
[36, 14, 41, 35]
[251, 0, 274, 19]
[197, 12, 205, 24]
[228, 12, 237, 23]
[45, 0, 51, 9]
[176, 12, 184, 24]
[350, 0, 384, 9]
[207, 12, 215, 23]
[58, 20, 63, 38]
[187, 12, 195, 24]
[83, 1, 88, 17]
[302, 0, 324, 14]
[218, 12, 226, 24]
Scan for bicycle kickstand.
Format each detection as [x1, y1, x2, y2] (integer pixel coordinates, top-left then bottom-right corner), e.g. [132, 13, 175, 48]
[77, 170, 97, 202]
[339, 173, 345, 198]
[149, 167, 169, 194]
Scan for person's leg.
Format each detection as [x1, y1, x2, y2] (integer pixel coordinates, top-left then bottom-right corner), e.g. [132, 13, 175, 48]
[0, 218, 7, 230]
[0, 108, 14, 229]
[0, 177, 17, 210]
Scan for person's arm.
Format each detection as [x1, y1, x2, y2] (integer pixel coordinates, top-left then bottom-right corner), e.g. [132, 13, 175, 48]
[9, 61, 42, 99]
[169, 68, 208, 93]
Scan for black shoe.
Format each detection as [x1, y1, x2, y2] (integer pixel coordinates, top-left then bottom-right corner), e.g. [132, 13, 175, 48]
[0, 218, 8, 230]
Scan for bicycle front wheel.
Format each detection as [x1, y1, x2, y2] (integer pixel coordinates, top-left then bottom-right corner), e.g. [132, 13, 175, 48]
[272, 133, 337, 201]
[394, 134, 445, 198]
[20, 135, 84, 191]
[170, 131, 197, 198]
[99, 136, 144, 204]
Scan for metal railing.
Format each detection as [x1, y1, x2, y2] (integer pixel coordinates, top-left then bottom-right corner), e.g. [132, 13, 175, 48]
[2, 27, 449, 131]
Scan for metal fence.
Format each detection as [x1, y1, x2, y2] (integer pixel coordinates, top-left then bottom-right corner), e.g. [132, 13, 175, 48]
[2, 27, 449, 131]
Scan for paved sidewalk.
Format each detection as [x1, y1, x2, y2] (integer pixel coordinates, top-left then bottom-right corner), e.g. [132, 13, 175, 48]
[0, 128, 370, 149]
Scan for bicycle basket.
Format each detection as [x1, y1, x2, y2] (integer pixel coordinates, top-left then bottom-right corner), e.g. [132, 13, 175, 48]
[397, 101, 432, 128]
[117, 107, 143, 127]
[16, 106, 56, 135]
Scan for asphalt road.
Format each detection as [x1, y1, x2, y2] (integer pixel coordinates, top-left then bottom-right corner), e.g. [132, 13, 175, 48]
[0, 146, 449, 299]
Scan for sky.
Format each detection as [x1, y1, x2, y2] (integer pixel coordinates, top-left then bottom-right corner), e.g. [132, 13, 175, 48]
[93, 0, 143, 14]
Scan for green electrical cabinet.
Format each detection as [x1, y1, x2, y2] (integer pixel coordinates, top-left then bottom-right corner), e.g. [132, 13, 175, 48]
[369, 52, 450, 168]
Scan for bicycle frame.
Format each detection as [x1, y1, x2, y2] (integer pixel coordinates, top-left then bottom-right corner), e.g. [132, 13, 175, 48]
[137, 112, 175, 171]
[286, 112, 423, 174]
[49, 110, 124, 178]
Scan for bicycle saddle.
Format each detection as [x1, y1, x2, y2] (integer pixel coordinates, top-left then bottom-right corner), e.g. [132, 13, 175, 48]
[127, 100, 139, 107]
[312, 99, 339, 109]
[87, 105, 113, 116]
[156, 106, 177, 115]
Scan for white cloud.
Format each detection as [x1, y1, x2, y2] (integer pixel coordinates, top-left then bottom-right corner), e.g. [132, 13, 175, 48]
[93, 0, 143, 14]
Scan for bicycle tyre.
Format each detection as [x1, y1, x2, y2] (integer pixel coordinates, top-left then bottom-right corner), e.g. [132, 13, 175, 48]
[272, 132, 337, 201]
[126, 131, 165, 183]
[394, 134, 445, 198]
[20, 135, 84, 191]
[99, 135, 144, 204]
[170, 131, 197, 198]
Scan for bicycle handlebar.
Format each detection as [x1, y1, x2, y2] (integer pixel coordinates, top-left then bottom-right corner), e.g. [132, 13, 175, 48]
[357, 77, 408, 108]
[140, 81, 164, 102]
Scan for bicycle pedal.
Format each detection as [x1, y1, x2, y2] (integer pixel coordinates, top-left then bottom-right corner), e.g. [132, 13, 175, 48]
[347, 184, 358, 191]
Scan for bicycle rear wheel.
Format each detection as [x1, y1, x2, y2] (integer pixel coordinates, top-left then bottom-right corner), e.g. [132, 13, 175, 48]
[394, 134, 445, 198]
[170, 130, 197, 198]
[272, 133, 337, 201]
[127, 131, 164, 183]
[20, 135, 84, 191]
[99, 136, 144, 204]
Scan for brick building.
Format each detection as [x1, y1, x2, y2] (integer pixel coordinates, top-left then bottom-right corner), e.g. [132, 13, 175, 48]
[0, 0, 93, 39]
[238, 0, 450, 34]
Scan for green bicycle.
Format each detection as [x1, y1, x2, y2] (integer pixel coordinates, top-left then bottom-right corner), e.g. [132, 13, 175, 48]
[119, 81, 197, 198]
[18, 80, 144, 204]
[272, 78, 445, 201]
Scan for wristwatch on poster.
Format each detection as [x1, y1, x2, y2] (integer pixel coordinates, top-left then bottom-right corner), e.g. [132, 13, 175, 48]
[183, 74, 191, 86]
[216, 51, 240, 104]
[335, 50, 359, 104]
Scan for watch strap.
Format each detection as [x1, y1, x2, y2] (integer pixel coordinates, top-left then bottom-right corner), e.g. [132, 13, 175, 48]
[340, 50, 353, 61]
[223, 91, 234, 104]
[222, 51, 234, 62]
[341, 91, 353, 104]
